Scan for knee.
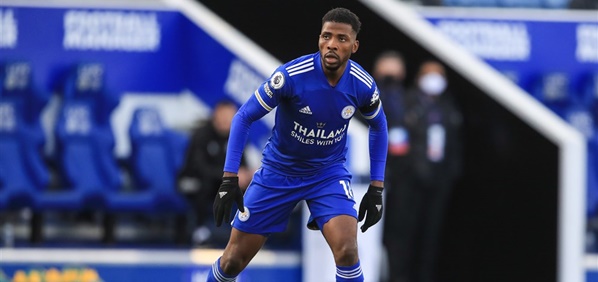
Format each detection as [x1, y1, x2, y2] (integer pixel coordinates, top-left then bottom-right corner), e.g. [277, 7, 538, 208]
[333, 242, 359, 266]
[220, 255, 247, 276]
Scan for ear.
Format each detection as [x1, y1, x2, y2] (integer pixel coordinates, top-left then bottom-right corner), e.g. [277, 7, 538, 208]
[352, 40, 359, 54]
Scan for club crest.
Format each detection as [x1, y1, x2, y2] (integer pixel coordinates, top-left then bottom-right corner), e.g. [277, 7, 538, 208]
[341, 105, 355, 119]
[238, 208, 250, 222]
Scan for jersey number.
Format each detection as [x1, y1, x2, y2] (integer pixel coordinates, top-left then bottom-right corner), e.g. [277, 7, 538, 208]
[339, 180, 354, 199]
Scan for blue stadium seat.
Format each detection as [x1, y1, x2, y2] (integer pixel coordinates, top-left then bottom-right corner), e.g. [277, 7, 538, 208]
[0, 107, 48, 210]
[107, 107, 188, 213]
[62, 63, 119, 126]
[0, 62, 49, 210]
[0, 62, 49, 126]
[531, 72, 573, 118]
[37, 100, 121, 211]
[564, 105, 594, 139]
[38, 63, 122, 211]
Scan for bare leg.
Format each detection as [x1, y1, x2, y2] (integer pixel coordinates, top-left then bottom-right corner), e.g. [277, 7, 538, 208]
[321, 215, 360, 266]
[219, 227, 268, 275]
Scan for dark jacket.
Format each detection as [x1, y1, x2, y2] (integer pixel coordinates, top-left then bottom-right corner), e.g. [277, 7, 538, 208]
[178, 120, 246, 199]
[403, 88, 463, 184]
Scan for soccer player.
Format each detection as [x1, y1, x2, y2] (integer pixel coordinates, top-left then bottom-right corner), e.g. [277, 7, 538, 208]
[207, 7, 388, 282]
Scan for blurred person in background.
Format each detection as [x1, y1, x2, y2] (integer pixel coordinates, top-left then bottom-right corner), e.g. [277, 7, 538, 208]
[369, 50, 413, 282]
[178, 100, 252, 246]
[390, 60, 463, 282]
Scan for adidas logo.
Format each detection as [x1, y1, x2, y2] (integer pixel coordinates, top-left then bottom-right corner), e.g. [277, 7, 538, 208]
[219, 192, 228, 198]
[376, 204, 382, 212]
[299, 106, 312, 115]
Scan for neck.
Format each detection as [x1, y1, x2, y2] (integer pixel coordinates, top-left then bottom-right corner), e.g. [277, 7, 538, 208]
[322, 62, 347, 87]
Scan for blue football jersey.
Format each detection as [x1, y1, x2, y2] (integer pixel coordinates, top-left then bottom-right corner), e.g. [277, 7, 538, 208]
[224, 52, 386, 179]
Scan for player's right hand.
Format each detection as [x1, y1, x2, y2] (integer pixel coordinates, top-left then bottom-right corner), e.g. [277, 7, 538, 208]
[358, 184, 383, 233]
[213, 176, 245, 227]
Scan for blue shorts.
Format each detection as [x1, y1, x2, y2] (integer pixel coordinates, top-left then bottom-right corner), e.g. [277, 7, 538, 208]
[232, 166, 357, 235]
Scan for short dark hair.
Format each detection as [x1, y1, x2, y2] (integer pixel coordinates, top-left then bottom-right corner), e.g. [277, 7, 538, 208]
[374, 50, 404, 67]
[322, 7, 361, 35]
[215, 98, 237, 109]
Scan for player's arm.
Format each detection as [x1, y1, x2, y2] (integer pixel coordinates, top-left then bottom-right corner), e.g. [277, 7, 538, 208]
[214, 91, 273, 226]
[223, 70, 287, 174]
[357, 86, 388, 232]
[214, 70, 288, 227]
[222, 95, 270, 175]
[359, 87, 388, 184]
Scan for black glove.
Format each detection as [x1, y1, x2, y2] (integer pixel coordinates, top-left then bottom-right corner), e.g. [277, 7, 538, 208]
[358, 185, 383, 233]
[213, 176, 245, 227]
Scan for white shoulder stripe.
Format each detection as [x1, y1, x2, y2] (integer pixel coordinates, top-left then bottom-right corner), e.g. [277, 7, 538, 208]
[350, 62, 374, 84]
[363, 102, 381, 120]
[287, 62, 314, 75]
[254, 90, 273, 112]
[350, 70, 373, 89]
[289, 66, 314, 77]
[350, 65, 373, 85]
[286, 57, 314, 72]
[351, 67, 373, 84]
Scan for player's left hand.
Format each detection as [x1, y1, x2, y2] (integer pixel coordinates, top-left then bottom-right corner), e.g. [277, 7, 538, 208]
[358, 185, 383, 233]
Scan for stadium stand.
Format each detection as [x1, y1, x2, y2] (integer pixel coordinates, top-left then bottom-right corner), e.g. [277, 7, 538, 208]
[111, 107, 187, 214]
[61, 63, 119, 127]
[103, 107, 188, 243]
[40, 99, 119, 211]
[30, 63, 122, 243]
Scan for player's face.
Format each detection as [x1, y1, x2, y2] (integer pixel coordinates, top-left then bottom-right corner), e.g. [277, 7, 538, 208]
[319, 22, 359, 72]
[212, 104, 237, 137]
